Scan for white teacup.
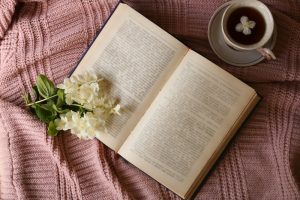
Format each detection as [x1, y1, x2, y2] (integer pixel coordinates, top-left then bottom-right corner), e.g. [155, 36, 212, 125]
[221, 0, 276, 60]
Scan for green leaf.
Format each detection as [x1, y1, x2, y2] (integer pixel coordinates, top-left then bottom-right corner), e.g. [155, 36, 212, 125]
[43, 101, 57, 117]
[34, 104, 55, 123]
[47, 121, 58, 136]
[52, 104, 69, 114]
[56, 89, 65, 107]
[36, 75, 56, 98]
[32, 85, 40, 100]
[79, 106, 85, 116]
[46, 99, 55, 108]
[30, 104, 37, 110]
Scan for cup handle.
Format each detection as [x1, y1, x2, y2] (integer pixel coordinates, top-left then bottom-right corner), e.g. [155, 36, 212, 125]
[257, 48, 276, 60]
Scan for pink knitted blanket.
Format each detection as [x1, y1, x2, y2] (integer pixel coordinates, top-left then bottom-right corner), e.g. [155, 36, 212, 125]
[0, 0, 299, 199]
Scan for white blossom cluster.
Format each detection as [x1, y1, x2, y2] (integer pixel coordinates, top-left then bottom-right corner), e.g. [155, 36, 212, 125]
[55, 72, 120, 139]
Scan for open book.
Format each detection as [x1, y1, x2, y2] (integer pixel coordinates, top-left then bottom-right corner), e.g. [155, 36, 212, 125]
[72, 3, 260, 199]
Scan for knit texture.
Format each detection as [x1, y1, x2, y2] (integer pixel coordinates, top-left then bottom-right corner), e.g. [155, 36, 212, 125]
[0, 0, 299, 199]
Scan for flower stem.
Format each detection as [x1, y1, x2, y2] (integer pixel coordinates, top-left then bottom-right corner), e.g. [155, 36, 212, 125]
[26, 94, 58, 106]
[70, 104, 92, 112]
[70, 103, 84, 108]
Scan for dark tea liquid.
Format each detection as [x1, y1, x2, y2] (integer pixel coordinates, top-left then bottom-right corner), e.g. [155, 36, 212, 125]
[227, 7, 266, 45]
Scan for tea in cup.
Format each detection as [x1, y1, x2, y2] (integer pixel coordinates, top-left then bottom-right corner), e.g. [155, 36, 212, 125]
[221, 0, 276, 60]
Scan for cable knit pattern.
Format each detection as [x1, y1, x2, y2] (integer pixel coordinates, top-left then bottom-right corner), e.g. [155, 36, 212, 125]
[0, 0, 299, 199]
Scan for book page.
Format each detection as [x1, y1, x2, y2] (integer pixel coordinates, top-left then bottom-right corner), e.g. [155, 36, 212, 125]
[119, 50, 257, 197]
[72, 3, 188, 151]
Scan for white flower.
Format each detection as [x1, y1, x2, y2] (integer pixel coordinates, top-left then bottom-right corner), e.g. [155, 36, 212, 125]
[112, 104, 121, 115]
[55, 110, 108, 139]
[54, 71, 121, 140]
[55, 111, 73, 131]
[72, 73, 98, 85]
[58, 71, 104, 108]
[79, 83, 98, 103]
[235, 16, 256, 35]
[83, 112, 107, 138]
[57, 78, 78, 95]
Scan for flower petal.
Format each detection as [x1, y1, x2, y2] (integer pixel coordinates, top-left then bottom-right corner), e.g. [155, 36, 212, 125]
[235, 23, 244, 32]
[248, 20, 256, 29]
[112, 104, 121, 115]
[65, 95, 73, 105]
[57, 83, 64, 89]
[54, 119, 65, 130]
[243, 27, 252, 35]
[240, 16, 249, 24]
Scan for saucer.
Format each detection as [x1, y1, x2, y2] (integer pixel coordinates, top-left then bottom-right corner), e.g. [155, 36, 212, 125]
[208, 1, 277, 67]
